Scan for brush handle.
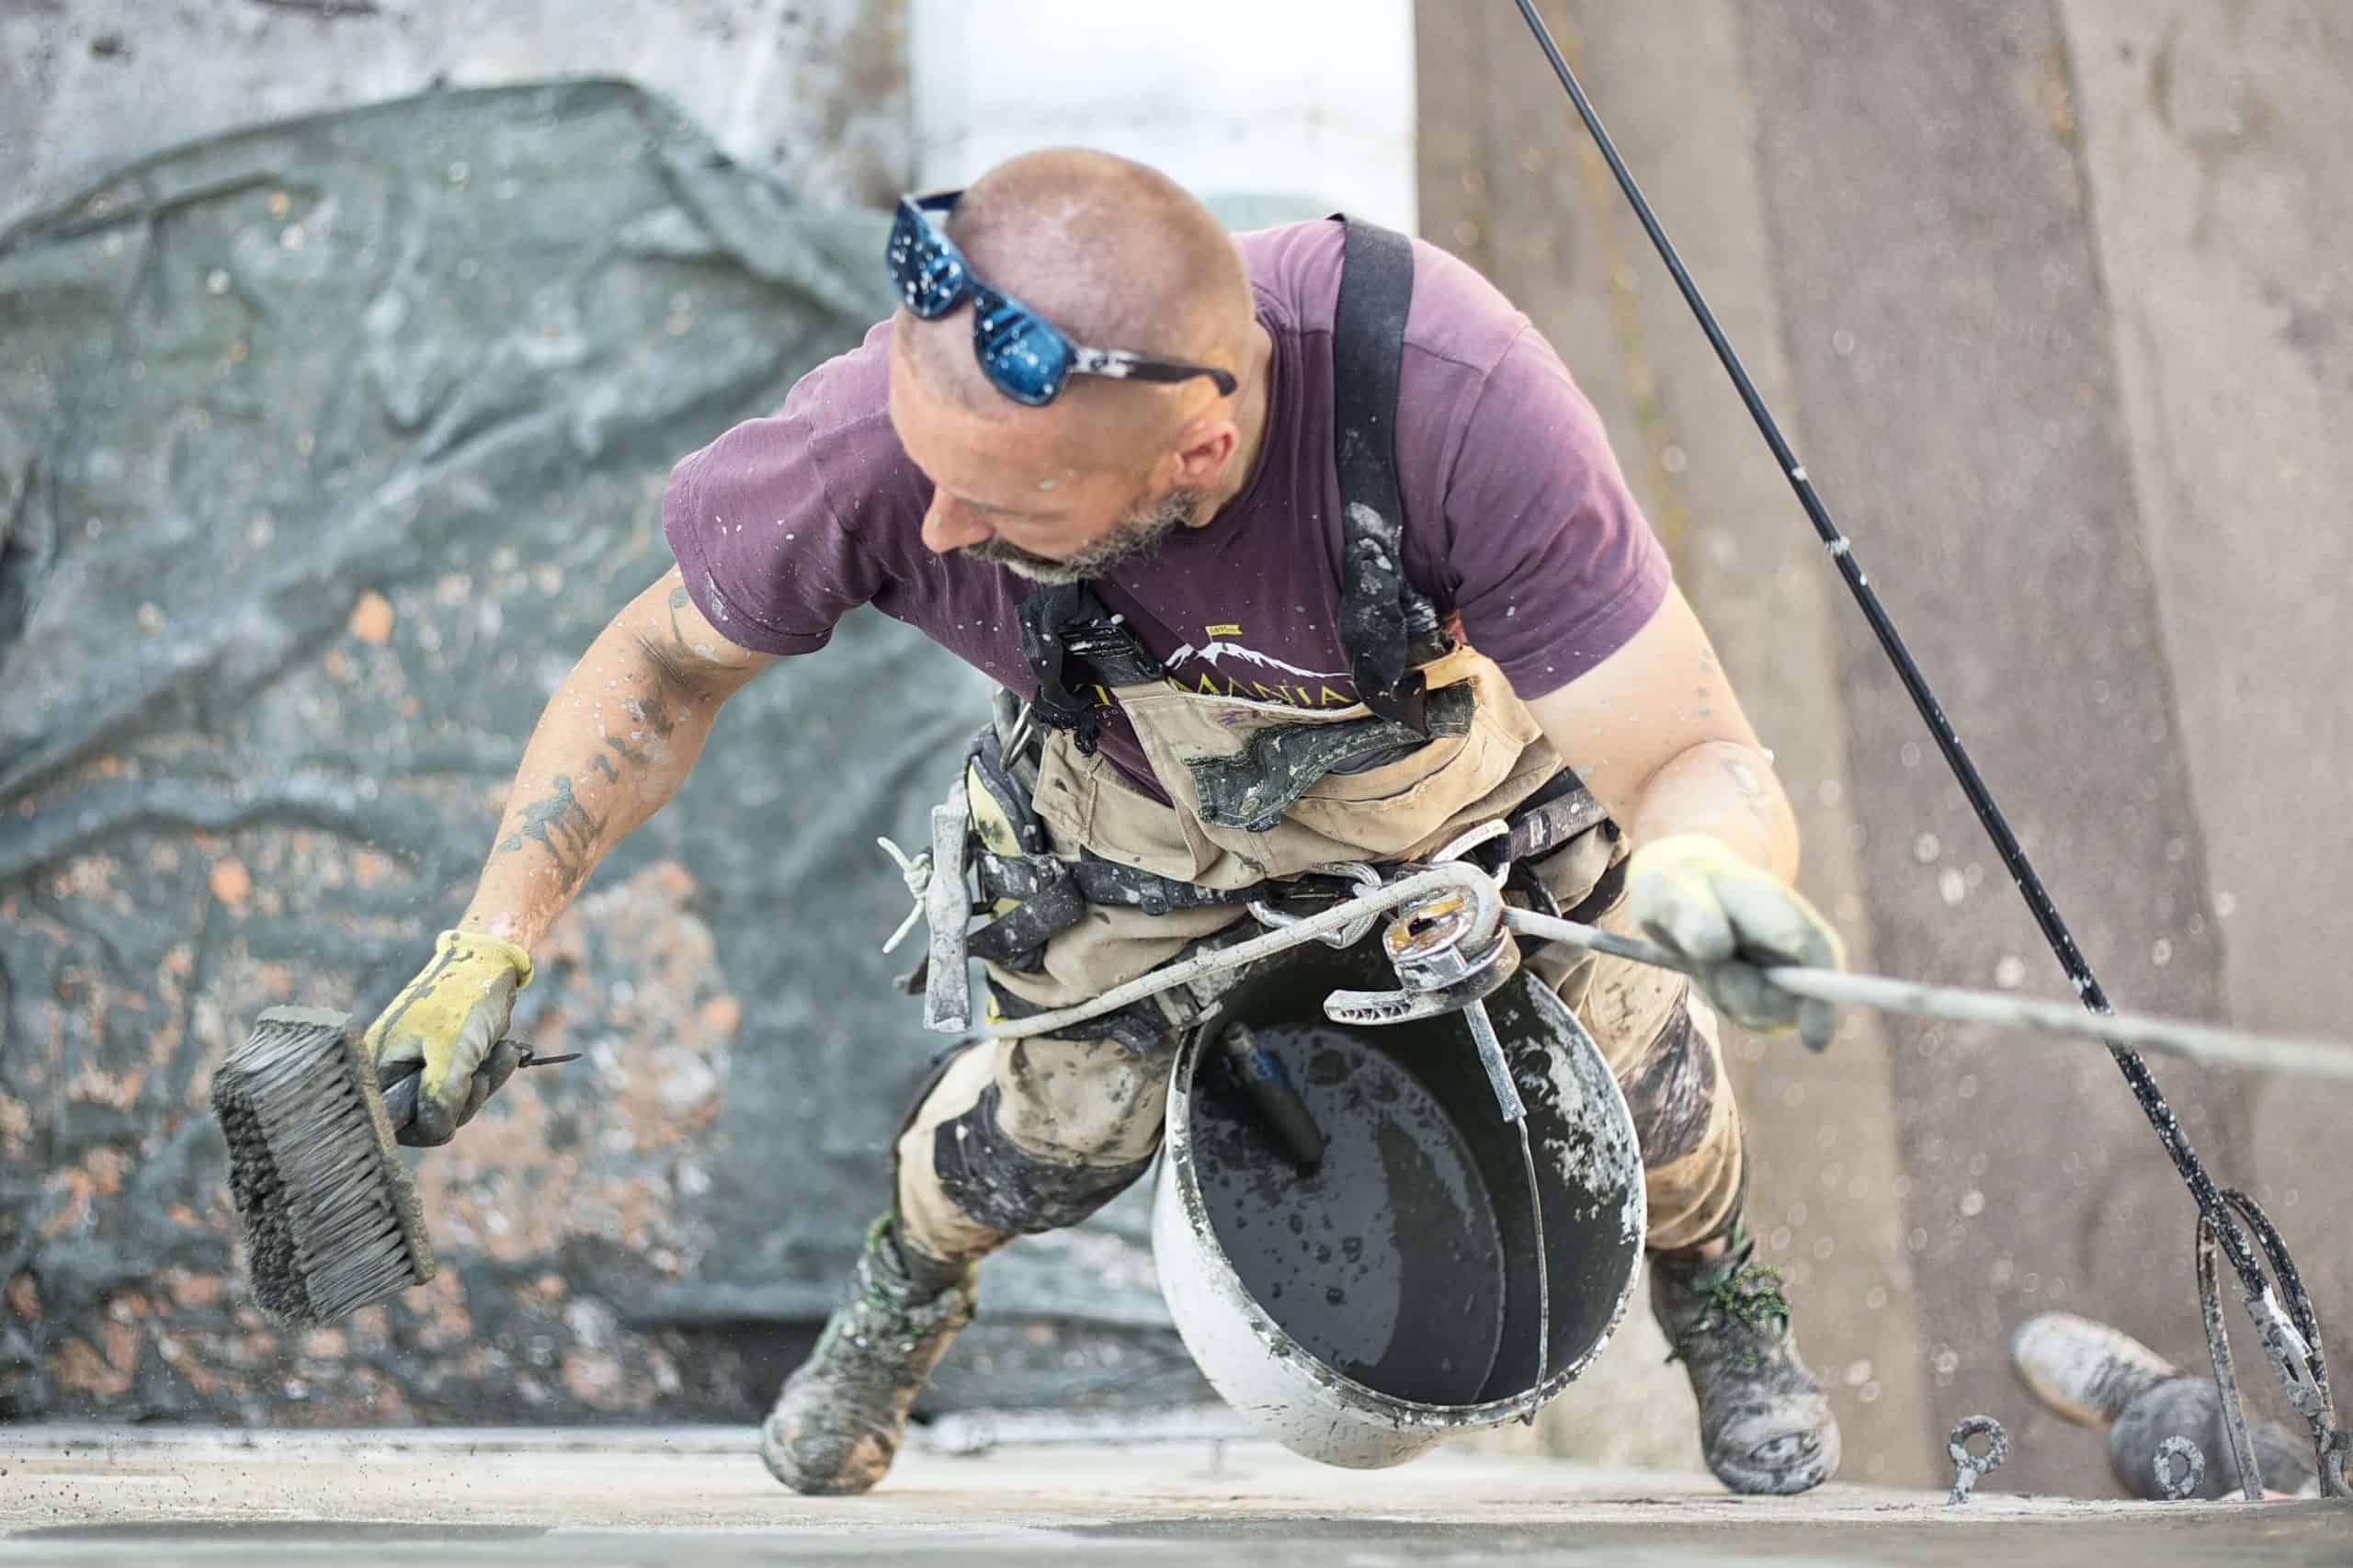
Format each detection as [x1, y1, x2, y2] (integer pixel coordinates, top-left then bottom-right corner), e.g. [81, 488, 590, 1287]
[380, 1062, 425, 1131]
[375, 1040, 573, 1133]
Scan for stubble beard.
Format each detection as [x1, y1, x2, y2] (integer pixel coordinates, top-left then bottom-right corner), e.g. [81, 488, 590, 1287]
[963, 486, 1204, 585]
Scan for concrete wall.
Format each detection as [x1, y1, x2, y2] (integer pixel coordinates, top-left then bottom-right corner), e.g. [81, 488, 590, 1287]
[908, 0, 1416, 232]
[0, 0, 908, 225]
[2054, 0, 2350, 1335]
[1427, 0, 2349, 1496]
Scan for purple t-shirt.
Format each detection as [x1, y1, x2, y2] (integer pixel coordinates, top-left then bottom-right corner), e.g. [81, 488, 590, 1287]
[662, 220, 1668, 800]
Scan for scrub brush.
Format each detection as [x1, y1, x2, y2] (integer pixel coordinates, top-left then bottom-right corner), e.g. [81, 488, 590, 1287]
[210, 1005, 571, 1327]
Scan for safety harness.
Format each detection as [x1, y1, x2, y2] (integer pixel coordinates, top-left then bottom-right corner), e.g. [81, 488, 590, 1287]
[955, 217, 1608, 980]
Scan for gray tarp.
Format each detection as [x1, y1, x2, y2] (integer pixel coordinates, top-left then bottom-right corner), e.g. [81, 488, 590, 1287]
[0, 80, 1193, 1423]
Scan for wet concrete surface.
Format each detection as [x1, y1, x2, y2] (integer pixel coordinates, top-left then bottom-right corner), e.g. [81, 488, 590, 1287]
[2, 1426, 2343, 1566]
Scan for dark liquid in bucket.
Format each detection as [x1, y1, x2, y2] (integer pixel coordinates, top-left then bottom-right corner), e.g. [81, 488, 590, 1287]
[1190, 1024, 1508, 1405]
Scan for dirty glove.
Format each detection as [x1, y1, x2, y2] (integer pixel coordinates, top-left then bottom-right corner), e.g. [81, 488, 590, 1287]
[362, 928, 534, 1146]
[1626, 834, 1845, 1051]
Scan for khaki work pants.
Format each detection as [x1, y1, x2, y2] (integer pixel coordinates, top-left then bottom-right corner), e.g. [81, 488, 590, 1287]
[895, 813, 1745, 1265]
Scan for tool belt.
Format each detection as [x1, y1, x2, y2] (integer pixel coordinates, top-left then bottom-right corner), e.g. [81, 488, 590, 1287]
[961, 709, 1267, 975]
[956, 693, 1610, 978]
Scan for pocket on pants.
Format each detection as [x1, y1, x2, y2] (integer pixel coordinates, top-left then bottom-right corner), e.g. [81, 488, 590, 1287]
[1030, 729, 1218, 884]
[1279, 675, 1541, 858]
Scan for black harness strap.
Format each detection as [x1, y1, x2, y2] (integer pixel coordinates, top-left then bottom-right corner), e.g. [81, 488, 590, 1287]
[1334, 215, 1454, 733]
[1016, 582, 1161, 756]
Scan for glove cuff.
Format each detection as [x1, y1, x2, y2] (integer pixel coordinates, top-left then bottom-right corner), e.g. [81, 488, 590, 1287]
[435, 927, 535, 989]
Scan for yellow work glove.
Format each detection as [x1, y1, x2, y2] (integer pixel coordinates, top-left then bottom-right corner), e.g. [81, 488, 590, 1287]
[1625, 834, 1846, 1051]
[362, 928, 535, 1146]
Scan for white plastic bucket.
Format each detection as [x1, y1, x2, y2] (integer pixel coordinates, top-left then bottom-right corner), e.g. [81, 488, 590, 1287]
[1152, 937, 1645, 1468]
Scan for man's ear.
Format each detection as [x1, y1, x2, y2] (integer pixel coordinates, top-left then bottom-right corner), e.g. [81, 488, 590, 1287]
[1171, 415, 1239, 487]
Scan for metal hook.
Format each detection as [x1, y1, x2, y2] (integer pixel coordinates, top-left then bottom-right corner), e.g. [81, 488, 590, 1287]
[1250, 861, 1386, 949]
[2154, 1435, 2205, 1501]
[1946, 1415, 2008, 1505]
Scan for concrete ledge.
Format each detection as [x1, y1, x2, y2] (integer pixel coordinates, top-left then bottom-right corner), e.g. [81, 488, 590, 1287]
[1, 1425, 2338, 1566]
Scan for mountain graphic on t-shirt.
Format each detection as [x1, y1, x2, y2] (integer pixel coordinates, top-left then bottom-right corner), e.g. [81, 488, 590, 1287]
[1162, 638, 1347, 684]
[1157, 636, 1361, 709]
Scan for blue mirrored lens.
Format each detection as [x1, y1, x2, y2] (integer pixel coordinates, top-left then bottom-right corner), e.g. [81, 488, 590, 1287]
[887, 201, 965, 318]
[972, 290, 1073, 406]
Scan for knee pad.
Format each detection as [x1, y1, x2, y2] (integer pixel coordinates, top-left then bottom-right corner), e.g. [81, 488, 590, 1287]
[932, 1083, 1154, 1235]
[1621, 1003, 1722, 1168]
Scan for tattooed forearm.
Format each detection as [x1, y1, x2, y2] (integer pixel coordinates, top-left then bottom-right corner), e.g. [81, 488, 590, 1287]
[461, 571, 767, 948]
[632, 587, 715, 710]
[494, 772, 604, 894]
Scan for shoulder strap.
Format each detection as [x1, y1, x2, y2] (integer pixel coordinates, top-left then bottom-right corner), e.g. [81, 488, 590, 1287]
[1015, 581, 1162, 756]
[1333, 215, 1452, 734]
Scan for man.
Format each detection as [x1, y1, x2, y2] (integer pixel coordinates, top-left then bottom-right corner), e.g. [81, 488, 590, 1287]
[363, 149, 1848, 1496]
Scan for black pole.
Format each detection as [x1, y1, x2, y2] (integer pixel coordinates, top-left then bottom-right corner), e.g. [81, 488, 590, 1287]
[1507, 0, 2271, 1297]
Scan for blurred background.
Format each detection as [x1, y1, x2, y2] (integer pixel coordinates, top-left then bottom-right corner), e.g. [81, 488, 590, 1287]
[2, 0, 2345, 1500]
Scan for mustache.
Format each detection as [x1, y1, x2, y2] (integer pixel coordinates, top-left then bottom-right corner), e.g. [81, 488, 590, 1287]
[960, 487, 1202, 583]
[961, 535, 1090, 584]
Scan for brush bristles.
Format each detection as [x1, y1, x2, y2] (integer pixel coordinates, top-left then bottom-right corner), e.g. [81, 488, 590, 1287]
[210, 1006, 435, 1327]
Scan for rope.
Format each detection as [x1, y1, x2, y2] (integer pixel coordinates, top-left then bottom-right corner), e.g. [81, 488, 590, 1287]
[1502, 910, 2353, 1083]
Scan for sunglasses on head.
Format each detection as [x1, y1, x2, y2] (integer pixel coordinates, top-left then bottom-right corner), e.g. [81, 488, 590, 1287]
[887, 191, 1240, 409]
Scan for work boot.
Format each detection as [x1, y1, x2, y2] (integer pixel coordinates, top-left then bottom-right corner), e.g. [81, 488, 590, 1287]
[760, 1216, 976, 1495]
[1651, 1224, 1840, 1495]
[2008, 1310, 2179, 1429]
[2009, 1311, 2320, 1499]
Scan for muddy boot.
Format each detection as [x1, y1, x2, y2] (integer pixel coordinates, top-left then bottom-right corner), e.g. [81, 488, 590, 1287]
[2009, 1311, 2320, 1499]
[1651, 1225, 1840, 1495]
[759, 1215, 977, 1495]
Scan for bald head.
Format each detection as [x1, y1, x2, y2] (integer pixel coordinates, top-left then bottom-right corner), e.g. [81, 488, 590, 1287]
[899, 149, 1255, 431]
[889, 151, 1269, 580]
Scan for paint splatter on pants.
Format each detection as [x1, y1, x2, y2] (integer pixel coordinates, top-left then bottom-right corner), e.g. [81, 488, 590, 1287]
[894, 818, 1745, 1267]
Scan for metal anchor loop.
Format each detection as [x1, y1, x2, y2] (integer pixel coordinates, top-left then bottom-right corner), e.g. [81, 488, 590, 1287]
[2154, 1435, 2206, 1501]
[1945, 1415, 2008, 1505]
[1322, 882, 1519, 1028]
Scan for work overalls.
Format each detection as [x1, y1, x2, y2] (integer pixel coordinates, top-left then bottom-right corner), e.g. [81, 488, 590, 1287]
[892, 221, 1745, 1269]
